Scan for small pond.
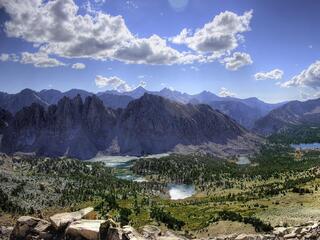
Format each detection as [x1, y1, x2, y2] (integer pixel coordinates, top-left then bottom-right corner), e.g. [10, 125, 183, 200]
[168, 184, 196, 200]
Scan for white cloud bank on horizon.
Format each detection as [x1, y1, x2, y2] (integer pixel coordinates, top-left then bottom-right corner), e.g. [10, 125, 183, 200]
[219, 87, 236, 97]
[95, 75, 147, 92]
[95, 75, 132, 92]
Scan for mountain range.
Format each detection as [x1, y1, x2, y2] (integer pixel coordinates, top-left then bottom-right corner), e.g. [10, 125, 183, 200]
[0, 94, 261, 159]
[0, 87, 286, 129]
[253, 98, 320, 135]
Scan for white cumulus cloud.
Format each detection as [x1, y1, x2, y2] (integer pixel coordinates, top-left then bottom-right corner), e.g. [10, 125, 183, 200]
[0, 0, 201, 65]
[170, 10, 252, 55]
[222, 52, 252, 71]
[138, 80, 147, 88]
[72, 62, 86, 69]
[219, 87, 236, 97]
[281, 61, 320, 89]
[95, 75, 132, 92]
[0, 53, 19, 62]
[20, 52, 65, 68]
[254, 69, 284, 80]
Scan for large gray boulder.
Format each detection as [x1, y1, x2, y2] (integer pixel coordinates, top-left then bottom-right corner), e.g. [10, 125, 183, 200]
[49, 207, 95, 230]
[66, 220, 106, 240]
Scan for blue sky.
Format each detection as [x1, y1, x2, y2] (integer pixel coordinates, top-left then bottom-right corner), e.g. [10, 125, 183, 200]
[0, 0, 320, 103]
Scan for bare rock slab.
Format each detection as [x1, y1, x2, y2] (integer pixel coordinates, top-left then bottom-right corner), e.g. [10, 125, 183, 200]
[49, 207, 95, 230]
[66, 219, 105, 240]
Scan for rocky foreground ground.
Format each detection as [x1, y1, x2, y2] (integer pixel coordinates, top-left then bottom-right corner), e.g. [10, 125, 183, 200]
[1, 207, 320, 240]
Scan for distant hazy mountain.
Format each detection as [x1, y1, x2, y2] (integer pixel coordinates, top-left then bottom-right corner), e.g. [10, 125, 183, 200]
[1, 94, 261, 159]
[207, 97, 287, 129]
[191, 91, 221, 103]
[157, 88, 192, 103]
[236, 97, 286, 116]
[0, 89, 49, 113]
[186, 93, 284, 129]
[105, 87, 286, 128]
[209, 101, 262, 129]
[38, 89, 93, 105]
[98, 93, 134, 109]
[38, 89, 64, 105]
[40, 89, 134, 109]
[253, 98, 320, 135]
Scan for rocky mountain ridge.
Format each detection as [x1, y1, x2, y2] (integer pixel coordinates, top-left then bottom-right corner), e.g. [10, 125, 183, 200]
[0, 88, 286, 129]
[0, 94, 261, 159]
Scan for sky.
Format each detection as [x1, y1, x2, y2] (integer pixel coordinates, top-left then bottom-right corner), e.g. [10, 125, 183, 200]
[0, 0, 320, 103]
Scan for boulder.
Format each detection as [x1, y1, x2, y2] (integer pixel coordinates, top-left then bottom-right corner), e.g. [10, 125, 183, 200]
[49, 207, 95, 230]
[33, 220, 51, 234]
[66, 219, 105, 240]
[10, 216, 50, 240]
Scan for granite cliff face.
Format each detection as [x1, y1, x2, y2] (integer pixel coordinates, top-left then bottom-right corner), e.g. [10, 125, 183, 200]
[1, 95, 117, 159]
[117, 94, 246, 155]
[1, 94, 260, 159]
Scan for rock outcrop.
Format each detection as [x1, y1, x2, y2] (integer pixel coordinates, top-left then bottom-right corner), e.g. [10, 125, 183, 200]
[8, 207, 187, 240]
[206, 222, 320, 240]
[7, 207, 320, 240]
